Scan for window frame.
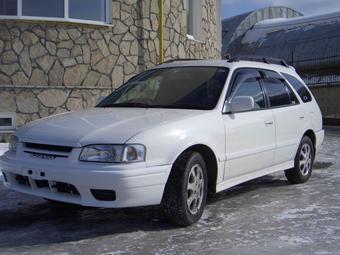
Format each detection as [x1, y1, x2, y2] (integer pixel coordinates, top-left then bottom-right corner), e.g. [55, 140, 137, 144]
[280, 72, 313, 103]
[224, 68, 268, 114]
[260, 75, 300, 109]
[0, 0, 112, 26]
[98, 66, 230, 111]
[185, 0, 204, 42]
[224, 67, 301, 114]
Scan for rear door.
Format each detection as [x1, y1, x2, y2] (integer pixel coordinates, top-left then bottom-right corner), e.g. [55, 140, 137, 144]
[223, 69, 275, 180]
[260, 70, 305, 165]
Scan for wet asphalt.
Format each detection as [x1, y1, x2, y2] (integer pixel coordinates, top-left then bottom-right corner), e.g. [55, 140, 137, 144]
[0, 128, 339, 255]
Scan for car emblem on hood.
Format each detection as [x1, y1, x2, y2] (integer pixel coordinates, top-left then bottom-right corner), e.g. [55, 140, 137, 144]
[30, 153, 57, 160]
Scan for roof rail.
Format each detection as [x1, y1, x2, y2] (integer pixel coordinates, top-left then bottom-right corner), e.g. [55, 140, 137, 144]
[162, 58, 203, 64]
[228, 55, 290, 68]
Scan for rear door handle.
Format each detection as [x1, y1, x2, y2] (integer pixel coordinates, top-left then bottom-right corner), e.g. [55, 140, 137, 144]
[265, 120, 274, 125]
[299, 116, 305, 119]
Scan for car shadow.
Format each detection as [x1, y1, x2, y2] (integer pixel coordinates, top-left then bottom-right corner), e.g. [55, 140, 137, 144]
[0, 198, 174, 247]
[0, 173, 308, 248]
[208, 175, 290, 204]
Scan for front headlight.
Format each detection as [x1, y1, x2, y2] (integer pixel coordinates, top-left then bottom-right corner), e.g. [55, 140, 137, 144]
[79, 144, 146, 163]
[9, 135, 18, 153]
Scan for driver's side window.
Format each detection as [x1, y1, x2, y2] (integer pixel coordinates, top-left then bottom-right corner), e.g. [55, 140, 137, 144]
[230, 72, 266, 110]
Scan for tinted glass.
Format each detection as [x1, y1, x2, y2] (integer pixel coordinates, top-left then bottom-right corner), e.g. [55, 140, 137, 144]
[0, 0, 17, 15]
[286, 83, 299, 105]
[0, 118, 12, 127]
[282, 73, 312, 103]
[22, 0, 64, 17]
[263, 78, 292, 107]
[98, 67, 229, 110]
[69, 0, 106, 22]
[232, 77, 265, 109]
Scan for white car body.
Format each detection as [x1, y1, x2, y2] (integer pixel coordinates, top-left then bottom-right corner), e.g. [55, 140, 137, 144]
[0, 60, 324, 208]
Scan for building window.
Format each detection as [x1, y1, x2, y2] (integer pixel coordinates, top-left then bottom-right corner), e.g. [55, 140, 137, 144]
[22, 0, 64, 18]
[0, 0, 17, 15]
[0, 0, 112, 25]
[216, 0, 222, 51]
[185, 0, 203, 41]
[69, 0, 107, 22]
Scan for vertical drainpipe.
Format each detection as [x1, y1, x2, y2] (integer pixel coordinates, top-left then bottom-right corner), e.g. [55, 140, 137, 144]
[159, 0, 164, 64]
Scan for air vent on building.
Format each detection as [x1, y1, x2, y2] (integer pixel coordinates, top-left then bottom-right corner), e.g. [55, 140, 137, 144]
[0, 113, 16, 133]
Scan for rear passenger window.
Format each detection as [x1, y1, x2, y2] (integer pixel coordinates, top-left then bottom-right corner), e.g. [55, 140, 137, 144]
[262, 78, 293, 107]
[281, 73, 312, 103]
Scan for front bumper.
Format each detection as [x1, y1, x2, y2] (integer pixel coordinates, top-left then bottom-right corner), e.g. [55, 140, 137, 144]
[0, 153, 171, 208]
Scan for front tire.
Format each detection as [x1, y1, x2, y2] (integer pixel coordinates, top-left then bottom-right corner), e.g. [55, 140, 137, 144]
[285, 136, 315, 184]
[161, 151, 208, 226]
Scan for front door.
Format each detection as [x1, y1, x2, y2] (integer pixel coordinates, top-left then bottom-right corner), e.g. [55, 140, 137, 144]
[223, 69, 276, 180]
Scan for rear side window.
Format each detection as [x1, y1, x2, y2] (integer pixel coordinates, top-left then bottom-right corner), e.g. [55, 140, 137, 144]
[262, 78, 292, 107]
[281, 73, 312, 103]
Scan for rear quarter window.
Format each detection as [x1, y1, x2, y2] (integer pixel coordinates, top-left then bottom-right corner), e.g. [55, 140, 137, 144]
[281, 73, 312, 103]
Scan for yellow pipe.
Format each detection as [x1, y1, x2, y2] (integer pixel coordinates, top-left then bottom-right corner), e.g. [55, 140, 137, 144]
[159, 0, 164, 64]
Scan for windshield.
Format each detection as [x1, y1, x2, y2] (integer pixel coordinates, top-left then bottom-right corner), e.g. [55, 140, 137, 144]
[97, 67, 229, 110]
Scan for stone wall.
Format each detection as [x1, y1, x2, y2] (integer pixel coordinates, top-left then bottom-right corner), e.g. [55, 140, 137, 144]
[0, 0, 221, 128]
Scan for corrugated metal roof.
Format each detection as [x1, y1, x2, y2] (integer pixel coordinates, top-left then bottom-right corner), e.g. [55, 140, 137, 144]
[225, 11, 340, 86]
[222, 7, 302, 56]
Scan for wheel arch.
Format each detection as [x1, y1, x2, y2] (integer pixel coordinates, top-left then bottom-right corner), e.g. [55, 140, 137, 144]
[175, 144, 218, 194]
[303, 129, 316, 153]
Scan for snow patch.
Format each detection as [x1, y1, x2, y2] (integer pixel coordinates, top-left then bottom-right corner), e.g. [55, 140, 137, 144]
[275, 205, 320, 220]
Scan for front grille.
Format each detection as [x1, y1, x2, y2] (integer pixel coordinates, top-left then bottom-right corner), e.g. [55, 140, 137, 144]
[35, 180, 49, 188]
[11, 174, 80, 198]
[15, 174, 30, 187]
[24, 151, 68, 159]
[25, 143, 73, 153]
[52, 182, 80, 195]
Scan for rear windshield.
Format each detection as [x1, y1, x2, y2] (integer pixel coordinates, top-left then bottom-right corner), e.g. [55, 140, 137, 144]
[281, 73, 313, 103]
[98, 67, 229, 110]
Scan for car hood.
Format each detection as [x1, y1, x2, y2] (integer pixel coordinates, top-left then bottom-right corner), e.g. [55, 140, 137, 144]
[16, 108, 205, 147]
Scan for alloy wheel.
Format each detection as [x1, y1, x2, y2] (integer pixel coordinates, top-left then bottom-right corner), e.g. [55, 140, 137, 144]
[299, 143, 312, 176]
[187, 164, 204, 215]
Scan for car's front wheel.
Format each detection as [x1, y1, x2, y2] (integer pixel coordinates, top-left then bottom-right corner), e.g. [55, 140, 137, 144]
[285, 136, 315, 184]
[161, 151, 208, 226]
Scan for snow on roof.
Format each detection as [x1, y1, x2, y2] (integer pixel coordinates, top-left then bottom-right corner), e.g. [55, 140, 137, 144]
[243, 11, 340, 44]
[254, 11, 340, 28]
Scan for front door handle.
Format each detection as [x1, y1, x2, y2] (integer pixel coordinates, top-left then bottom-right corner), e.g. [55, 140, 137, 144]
[265, 120, 274, 125]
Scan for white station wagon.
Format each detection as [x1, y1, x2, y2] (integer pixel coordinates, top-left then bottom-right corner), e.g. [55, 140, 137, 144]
[0, 57, 324, 226]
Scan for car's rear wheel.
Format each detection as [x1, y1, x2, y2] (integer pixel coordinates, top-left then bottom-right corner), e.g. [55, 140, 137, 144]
[161, 151, 208, 226]
[285, 136, 315, 184]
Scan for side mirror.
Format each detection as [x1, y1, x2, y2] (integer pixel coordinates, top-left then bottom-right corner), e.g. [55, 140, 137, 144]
[222, 101, 232, 114]
[223, 96, 255, 113]
[96, 96, 106, 105]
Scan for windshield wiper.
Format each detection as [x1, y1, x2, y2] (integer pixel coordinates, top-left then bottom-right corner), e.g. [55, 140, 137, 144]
[165, 103, 206, 110]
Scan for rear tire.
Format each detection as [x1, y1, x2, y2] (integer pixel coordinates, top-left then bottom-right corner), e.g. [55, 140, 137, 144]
[285, 136, 315, 184]
[161, 151, 208, 226]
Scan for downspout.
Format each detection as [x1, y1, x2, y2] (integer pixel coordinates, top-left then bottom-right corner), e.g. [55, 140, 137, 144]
[159, 0, 164, 64]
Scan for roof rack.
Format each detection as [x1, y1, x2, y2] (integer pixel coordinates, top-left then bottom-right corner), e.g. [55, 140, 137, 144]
[162, 58, 203, 64]
[228, 55, 289, 68]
